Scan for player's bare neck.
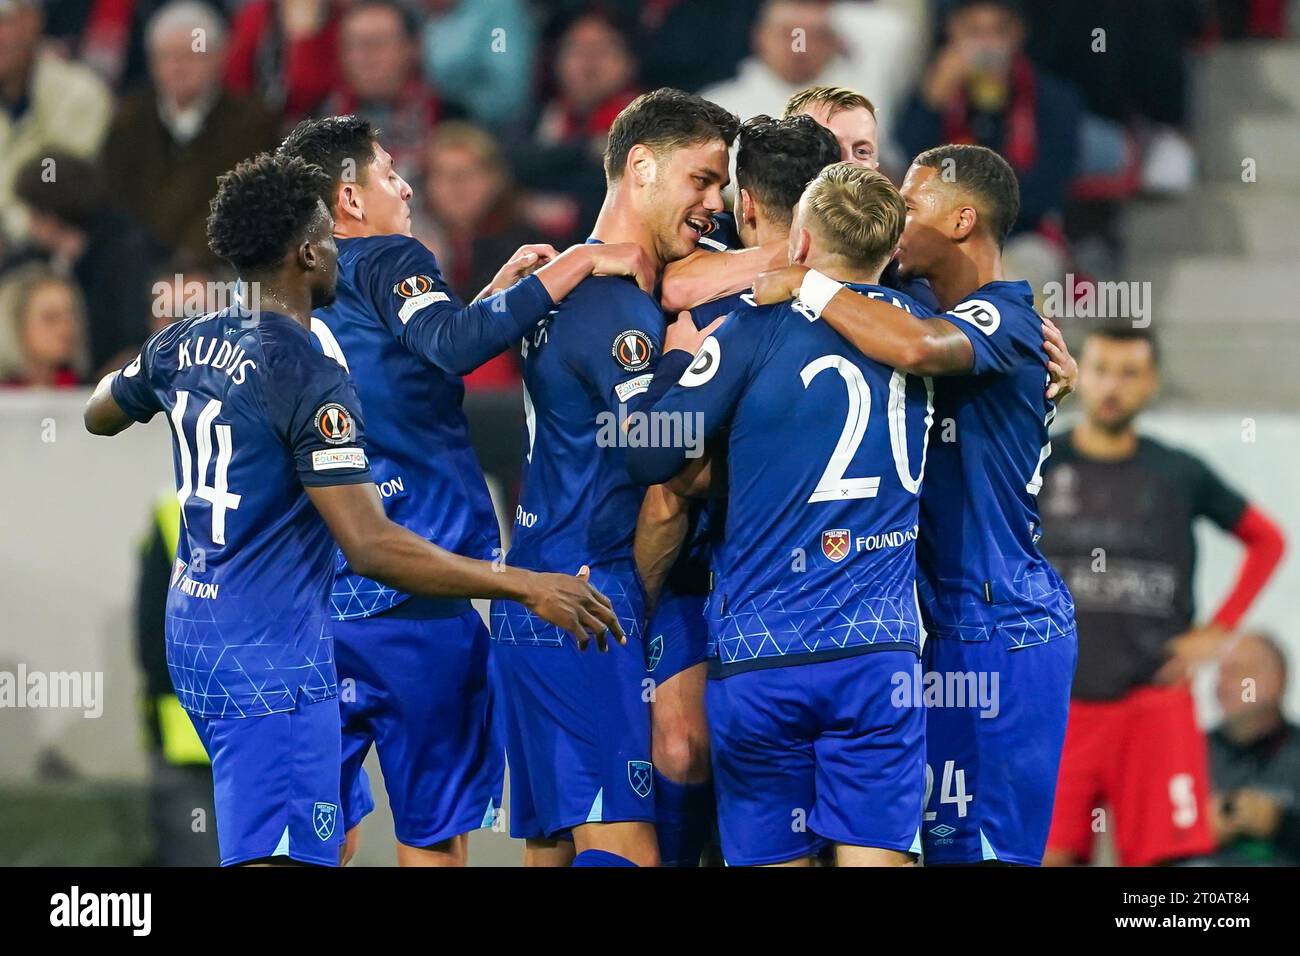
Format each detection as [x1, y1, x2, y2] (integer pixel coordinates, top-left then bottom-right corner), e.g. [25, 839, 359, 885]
[241, 272, 313, 329]
[929, 241, 1002, 311]
[1072, 420, 1139, 462]
[590, 189, 664, 273]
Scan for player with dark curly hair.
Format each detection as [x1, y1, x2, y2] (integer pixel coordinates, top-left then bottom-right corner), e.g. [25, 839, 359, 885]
[82, 151, 624, 867]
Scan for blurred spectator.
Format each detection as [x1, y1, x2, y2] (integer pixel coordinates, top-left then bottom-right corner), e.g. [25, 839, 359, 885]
[420, 0, 535, 127]
[895, 0, 1080, 292]
[1023, 0, 1204, 196]
[1209, 632, 1300, 866]
[699, 1, 922, 158]
[11, 152, 167, 370]
[413, 121, 540, 390]
[225, 0, 341, 123]
[42, 0, 178, 93]
[620, 0, 763, 94]
[0, 0, 113, 247]
[321, 0, 443, 179]
[101, 0, 279, 269]
[0, 270, 89, 388]
[520, 7, 641, 236]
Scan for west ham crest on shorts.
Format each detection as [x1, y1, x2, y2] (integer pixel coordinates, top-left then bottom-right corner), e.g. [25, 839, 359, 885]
[821, 528, 850, 563]
[313, 801, 338, 841]
[645, 633, 663, 672]
[627, 760, 654, 799]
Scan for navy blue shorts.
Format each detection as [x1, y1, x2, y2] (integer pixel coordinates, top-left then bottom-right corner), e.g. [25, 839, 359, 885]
[645, 590, 711, 682]
[490, 571, 653, 839]
[707, 650, 925, 866]
[920, 630, 1078, 865]
[189, 695, 342, 867]
[334, 608, 503, 847]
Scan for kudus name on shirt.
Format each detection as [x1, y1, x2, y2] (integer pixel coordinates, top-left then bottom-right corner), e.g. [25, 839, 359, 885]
[177, 335, 258, 385]
[50, 886, 151, 936]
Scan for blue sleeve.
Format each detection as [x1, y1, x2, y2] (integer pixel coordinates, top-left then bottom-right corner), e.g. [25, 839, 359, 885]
[260, 336, 374, 488]
[625, 312, 763, 486]
[943, 293, 1040, 376]
[360, 236, 555, 376]
[574, 284, 666, 415]
[109, 326, 172, 422]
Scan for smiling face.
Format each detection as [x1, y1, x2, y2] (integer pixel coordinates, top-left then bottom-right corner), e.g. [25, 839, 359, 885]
[635, 139, 730, 264]
[798, 102, 878, 169]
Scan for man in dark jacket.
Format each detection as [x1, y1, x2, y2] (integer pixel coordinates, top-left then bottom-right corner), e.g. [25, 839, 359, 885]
[1209, 632, 1300, 866]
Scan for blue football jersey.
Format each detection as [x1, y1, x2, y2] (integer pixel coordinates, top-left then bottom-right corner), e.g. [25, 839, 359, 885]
[311, 234, 555, 619]
[659, 290, 750, 599]
[629, 284, 935, 674]
[506, 272, 665, 590]
[696, 211, 742, 252]
[917, 279, 1075, 645]
[110, 307, 373, 717]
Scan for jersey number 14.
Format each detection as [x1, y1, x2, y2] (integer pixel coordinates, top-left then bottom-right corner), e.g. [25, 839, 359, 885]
[169, 390, 242, 546]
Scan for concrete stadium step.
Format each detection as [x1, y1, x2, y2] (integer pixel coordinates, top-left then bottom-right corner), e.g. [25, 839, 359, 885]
[1144, 322, 1300, 409]
[1118, 257, 1294, 324]
[1121, 185, 1300, 258]
[1193, 43, 1300, 184]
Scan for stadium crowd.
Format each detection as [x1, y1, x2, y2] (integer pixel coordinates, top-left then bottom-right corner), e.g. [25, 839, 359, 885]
[0, 0, 1285, 391]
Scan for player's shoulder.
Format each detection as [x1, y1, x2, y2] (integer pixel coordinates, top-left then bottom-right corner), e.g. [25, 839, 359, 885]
[945, 280, 1038, 335]
[563, 274, 660, 322]
[339, 232, 430, 266]
[254, 312, 340, 380]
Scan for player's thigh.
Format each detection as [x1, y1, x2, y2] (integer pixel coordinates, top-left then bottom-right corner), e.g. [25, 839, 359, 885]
[1110, 684, 1216, 866]
[707, 667, 821, 866]
[650, 661, 711, 784]
[809, 651, 925, 859]
[571, 820, 660, 866]
[395, 832, 469, 867]
[195, 695, 343, 867]
[490, 598, 653, 839]
[835, 844, 915, 867]
[357, 612, 503, 848]
[523, 837, 576, 867]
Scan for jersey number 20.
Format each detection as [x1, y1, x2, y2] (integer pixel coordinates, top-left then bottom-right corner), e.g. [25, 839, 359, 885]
[800, 357, 934, 503]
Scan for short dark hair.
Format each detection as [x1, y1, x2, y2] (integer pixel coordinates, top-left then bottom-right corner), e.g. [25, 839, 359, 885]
[1084, 324, 1160, 367]
[913, 144, 1021, 245]
[279, 115, 379, 197]
[603, 88, 740, 182]
[13, 152, 103, 231]
[736, 114, 840, 227]
[207, 152, 330, 273]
